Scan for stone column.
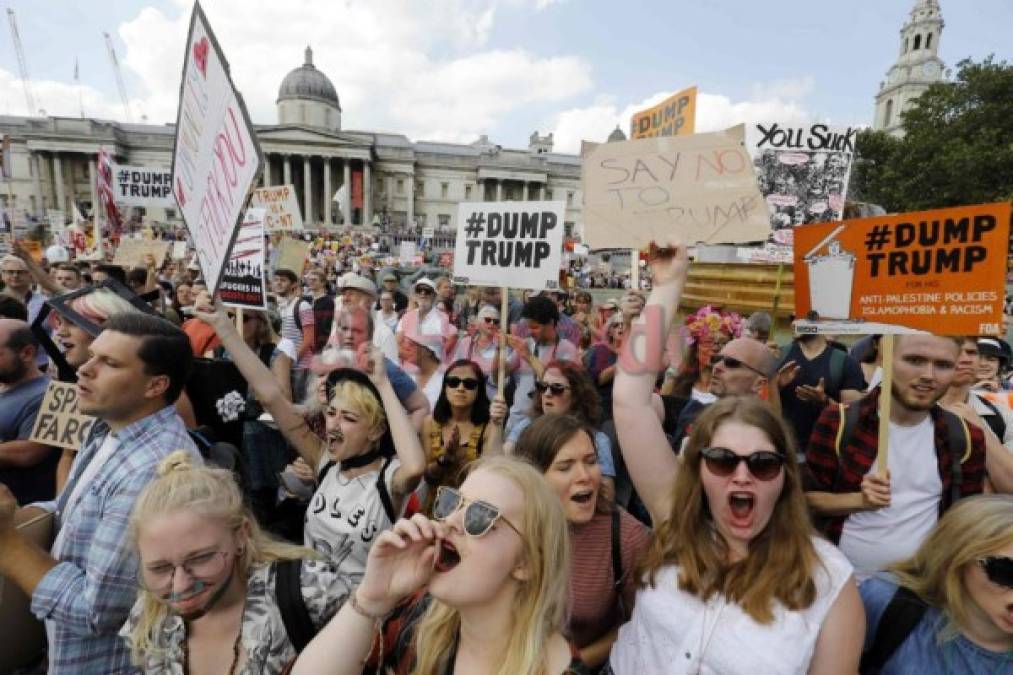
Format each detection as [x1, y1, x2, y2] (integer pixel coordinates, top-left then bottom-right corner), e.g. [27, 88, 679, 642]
[262, 153, 271, 187]
[536, 183, 543, 200]
[33, 154, 44, 218]
[88, 157, 98, 219]
[303, 156, 313, 224]
[406, 173, 414, 227]
[495, 179, 502, 202]
[385, 174, 393, 208]
[53, 153, 66, 213]
[283, 155, 292, 185]
[522, 181, 529, 201]
[363, 161, 372, 226]
[323, 157, 331, 226]
[342, 160, 351, 226]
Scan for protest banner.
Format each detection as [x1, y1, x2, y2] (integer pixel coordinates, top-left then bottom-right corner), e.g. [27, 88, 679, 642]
[46, 210, 66, 238]
[112, 238, 171, 269]
[793, 202, 1011, 336]
[582, 125, 769, 249]
[274, 236, 310, 275]
[452, 200, 566, 291]
[630, 86, 697, 139]
[171, 1, 263, 296]
[220, 207, 267, 309]
[29, 381, 96, 451]
[250, 184, 304, 231]
[110, 163, 174, 207]
[747, 122, 856, 232]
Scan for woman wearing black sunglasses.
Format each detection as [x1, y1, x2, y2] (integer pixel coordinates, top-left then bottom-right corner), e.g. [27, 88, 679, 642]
[609, 241, 863, 674]
[292, 456, 590, 674]
[420, 359, 507, 515]
[859, 494, 1013, 674]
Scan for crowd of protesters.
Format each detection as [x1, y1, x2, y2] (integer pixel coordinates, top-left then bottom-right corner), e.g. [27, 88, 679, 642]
[0, 230, 1011, 675]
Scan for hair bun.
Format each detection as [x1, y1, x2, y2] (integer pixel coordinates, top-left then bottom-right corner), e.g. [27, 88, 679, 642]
[157, 450, 195, 477]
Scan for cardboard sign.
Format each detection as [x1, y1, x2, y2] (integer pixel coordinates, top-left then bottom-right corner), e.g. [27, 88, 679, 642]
[112, 239, 171, 269]
[171, 1, 263, 296]
[793, 202, 1011, 335]
[630, 86, 697, 139]
[171, 240, 188, 260]
[399, 241, 417, 264]
[29, 381, 96, 450]
[747, 122, 856, 231]
[582, 125, 769, 249]
[274, 236, 310, 275]
[250, 184, 304, 231]
[220, 207, 267, 309]
[46, 210, 66, 238]
[452, 200, 565, 291]
[111, 163, 174, 207]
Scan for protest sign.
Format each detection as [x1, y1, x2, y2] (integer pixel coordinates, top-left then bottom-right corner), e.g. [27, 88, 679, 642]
[171, 240, 188, 260]
[110, 164, 174, 207]
[112, 238, 171, 269]
[399, 241, 417, 264]
[220, 207, 267, 309]
[250, 184, 303, 231]
[630, 86, 697, 139]
[793, 202, 1011, 336]
[274, 236, 309, 275]
[171, 1, 263, 296]
[452, 200, 565, 291]
[46, 210, 66, 238]
[747, 122, 856, 232]
[29, 381, 96, 450]
[582, 125, 769, 249]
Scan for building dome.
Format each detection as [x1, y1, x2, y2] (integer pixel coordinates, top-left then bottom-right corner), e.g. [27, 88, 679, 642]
[607, 125, 627, 142]
[277, 46, 340, 110]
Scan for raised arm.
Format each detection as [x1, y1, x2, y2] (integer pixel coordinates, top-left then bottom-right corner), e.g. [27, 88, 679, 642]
[366, 348, 425, 504]
[12, 240, 61, 296]
[613, 242, 688, 525]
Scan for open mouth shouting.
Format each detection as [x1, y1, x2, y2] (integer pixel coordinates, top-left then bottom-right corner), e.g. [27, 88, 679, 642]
[728, 491, 756, 528]
[434, 540, 461, 574]
[571, 489, 595, 505]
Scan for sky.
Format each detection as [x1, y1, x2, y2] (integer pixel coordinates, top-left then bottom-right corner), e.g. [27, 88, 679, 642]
[1, 0, 1010, 154]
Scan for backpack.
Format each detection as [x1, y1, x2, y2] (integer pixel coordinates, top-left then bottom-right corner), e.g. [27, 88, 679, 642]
[317, 455, 398, 524]
[290, 295, 312, 332]
[858, 586, 928, 674]
[975, 393, 1007, 441]
[274, 558, 316, 654]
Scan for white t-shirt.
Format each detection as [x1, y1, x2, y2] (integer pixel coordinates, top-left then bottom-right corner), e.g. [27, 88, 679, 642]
[838, 417, 940, 582]
[610, 537, 852, 674]
[303, 457, 401, 586]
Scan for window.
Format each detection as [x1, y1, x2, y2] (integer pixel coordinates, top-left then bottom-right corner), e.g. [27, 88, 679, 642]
[884, 99, 894, 127]
[564, 222, 574, 238]
[165, 208, 177, 220]
[465, 184, 473, 199]
[438, 214, 451, 227]
[913, 34, 921, 50]
[396, 179, 404, 194]
[567, 191, 574, 206]
[925, 33, 932, 49]
[545, 189, 553, 200]
[416, 181, 424, 197]
[441, 182, 448, 199]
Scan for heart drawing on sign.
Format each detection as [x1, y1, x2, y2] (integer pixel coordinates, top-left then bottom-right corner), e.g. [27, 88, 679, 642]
[193, 37, 209, 77]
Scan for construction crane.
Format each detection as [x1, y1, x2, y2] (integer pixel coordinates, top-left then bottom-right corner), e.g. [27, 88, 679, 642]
[6, 9, 37, 115]
[103, 31, 132, 122]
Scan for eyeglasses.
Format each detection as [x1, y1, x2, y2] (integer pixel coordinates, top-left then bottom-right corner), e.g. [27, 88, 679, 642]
[1, 269, 27, 275]
[433, 486, 523, 538]
[415, 287, 434, 296]
[711, 353, 767, 378]
[445, 376, 479, 390]
[700, 447, 785, 481]
[978, 556, 1013, 589]
[481, 317, 497, 324]
[535, 381, 570, 396]
[138, 550, 231, 594]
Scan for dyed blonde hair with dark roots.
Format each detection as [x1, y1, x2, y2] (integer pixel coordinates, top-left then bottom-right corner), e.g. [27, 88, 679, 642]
[639, 396, 821, 624]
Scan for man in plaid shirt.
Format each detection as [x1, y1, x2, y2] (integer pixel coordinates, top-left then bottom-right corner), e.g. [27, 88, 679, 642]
[0, 313, 200, 673]
[804, 334, 1013, 582]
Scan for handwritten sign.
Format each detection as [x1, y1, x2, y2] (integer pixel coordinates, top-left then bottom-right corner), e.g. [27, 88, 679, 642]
[273, 236, 310, 275]
[29, 381, 96, 450]
[582, 125, 769, 249]
[250, 184, 304, 231]
[46, 210, 66, 238]
[171, 240, 188, 260]
[110, 163, 174, 207]
[453, 200, 565, 291]
[630, 86, 697, 139]
[171, 2, 263, 296]
[793, 202, 1011, 335]
[220, 208, 267, 309]
[747, 122, 856, 231]
[112, 239, 171, 269]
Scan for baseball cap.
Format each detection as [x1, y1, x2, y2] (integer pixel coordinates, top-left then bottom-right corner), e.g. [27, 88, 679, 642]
[340, 274, 377, 297]
[477, 305, 500, 321]
[405, 331, 444, 361]
[414, 278, 436, 293]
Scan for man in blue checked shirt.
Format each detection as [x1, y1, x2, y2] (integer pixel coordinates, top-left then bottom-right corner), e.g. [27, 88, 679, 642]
[0, 313, 201, 674]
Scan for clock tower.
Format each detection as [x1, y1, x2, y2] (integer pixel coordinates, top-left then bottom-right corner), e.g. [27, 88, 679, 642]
[873, 0, 946, 137]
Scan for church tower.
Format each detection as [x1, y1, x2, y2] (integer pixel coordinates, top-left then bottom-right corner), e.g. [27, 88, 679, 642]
[873, 0, 946, 136]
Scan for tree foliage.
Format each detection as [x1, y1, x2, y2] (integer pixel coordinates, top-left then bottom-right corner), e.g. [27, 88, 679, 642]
[851, 56, 1013, 213]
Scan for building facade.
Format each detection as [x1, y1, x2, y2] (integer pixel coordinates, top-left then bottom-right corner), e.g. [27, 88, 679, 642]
[0, 46, 583, 236]
[873, 0, 946, 137]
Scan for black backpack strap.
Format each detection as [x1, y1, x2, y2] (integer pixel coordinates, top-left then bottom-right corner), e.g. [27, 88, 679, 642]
[940, 410, 970, 507]
[975, 394, 1007, 440]
[828, 347, 846, 397]
[859, 586, 928, 674]
[611, 507, 628, 620]
[274, 559, 316, 653]
[376, 455, 397, 524]
[316, 460, 336, 484]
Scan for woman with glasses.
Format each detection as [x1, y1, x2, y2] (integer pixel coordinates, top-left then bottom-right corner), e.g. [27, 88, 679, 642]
[609, 242, 863, 674]
[292, 456, 590, 674]
[121, 450, 352, 674]
[514, 414, 651, 671]
[420, 359, 506, 515]
[504, 360, 616, 493]
[859, 494, 1013, 674]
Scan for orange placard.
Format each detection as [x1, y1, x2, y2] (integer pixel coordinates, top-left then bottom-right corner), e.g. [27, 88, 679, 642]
[793, 202, 1011, 336]
[21, 240, 43, 262]
[629, 86, 697, 139]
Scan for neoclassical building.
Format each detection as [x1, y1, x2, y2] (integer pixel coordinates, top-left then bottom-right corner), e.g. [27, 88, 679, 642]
[0, 46, 583, 235]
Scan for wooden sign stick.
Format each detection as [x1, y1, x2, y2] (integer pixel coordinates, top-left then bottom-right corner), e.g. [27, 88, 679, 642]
[235, 307, 244, 333]
[498, 286, 508, 399]
[876, 334, 895, 477]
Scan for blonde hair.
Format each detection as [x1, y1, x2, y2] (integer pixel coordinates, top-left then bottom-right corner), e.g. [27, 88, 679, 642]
[412, 456, 570, 675]
[126, 451, 311, 664]
[327, 379, 387, 439]
[68, 288, 141, 324]
[892, 495, 1013, 642]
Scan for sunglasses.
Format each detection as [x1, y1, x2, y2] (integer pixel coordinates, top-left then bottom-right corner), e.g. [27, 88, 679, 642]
[978, 556, 1013, 589]
[415, 287, 434, 296]
[700, 447, 785, 481]
[535, 381, 570, 396]
[481, 317, 497, 324]
[711, 353, 766, 377]
[433, 486, 523, 538]
[445, 376, 479, 390]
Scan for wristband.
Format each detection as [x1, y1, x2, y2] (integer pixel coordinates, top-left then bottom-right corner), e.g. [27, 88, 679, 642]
[348, 587, 390, 666]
